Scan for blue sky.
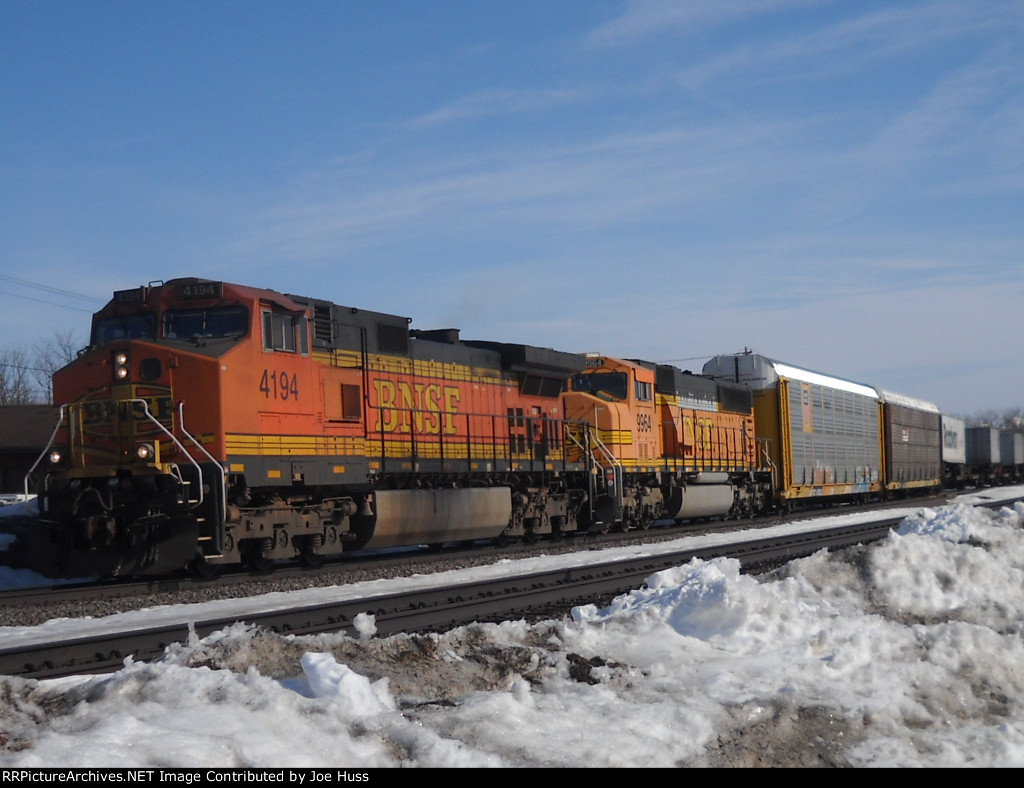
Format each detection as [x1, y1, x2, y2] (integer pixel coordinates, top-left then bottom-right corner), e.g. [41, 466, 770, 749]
[1, 0, 1022, 415]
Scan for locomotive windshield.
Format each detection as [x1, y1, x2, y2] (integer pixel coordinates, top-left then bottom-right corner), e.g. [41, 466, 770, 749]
[164, 306, 249, 339]
[93, 314, 157, 344]
[571, 371, 628, 400]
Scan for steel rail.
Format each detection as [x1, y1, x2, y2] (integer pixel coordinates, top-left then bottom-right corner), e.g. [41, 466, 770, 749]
[2, 492, 1019, 681]
[0, 515, 904, 680]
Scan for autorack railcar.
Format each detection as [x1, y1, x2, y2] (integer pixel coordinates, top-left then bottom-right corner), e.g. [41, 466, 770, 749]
[702, 352, 885, 510]
[875, 389, 943, 497]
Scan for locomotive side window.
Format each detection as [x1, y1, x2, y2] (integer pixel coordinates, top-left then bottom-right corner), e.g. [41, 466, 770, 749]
[261, 309, 310, 355]
[93, 314, 156, 344]
[634, 380, 653, 402]
[164, 307, 248, 339]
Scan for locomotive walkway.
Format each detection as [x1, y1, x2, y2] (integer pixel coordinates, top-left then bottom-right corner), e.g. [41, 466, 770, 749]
[2, 487, 1021, 680]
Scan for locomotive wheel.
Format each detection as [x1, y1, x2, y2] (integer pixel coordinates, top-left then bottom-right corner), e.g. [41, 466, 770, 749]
[188, 555, 220, 579]
[245, 552, 274, 574]
[246, 552, 272, 573]
[300, 550, 325, 569]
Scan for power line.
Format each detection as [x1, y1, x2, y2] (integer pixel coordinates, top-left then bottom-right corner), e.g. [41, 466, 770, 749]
[655, 355, 715, 365]
[0, 359, 55, 375]
[0, 288, 96, 313]
[0, 274, 105, 304]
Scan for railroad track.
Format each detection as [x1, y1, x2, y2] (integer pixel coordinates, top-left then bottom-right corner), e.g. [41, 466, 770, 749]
[0, 507, 939, 679]
[0, 490, 962, 611]
[2, 489, 1018, 681]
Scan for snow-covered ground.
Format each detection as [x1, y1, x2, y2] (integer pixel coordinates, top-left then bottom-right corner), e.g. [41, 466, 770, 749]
[2, 490, 1024, 767]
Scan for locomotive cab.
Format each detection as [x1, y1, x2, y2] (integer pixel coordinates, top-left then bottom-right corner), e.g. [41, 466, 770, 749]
[566, 356, 660, 464]
[564, 356, 663, 529]
[30, 278, 313, 576]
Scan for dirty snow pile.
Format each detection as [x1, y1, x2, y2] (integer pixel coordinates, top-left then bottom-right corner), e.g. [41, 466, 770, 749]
[3, 500, 1024, 767]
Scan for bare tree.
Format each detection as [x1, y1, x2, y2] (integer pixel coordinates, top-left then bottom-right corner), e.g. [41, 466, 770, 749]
[0, 347, 38, 404]
[0, 331, 84, 404]
[32, 329, 83, 403]
[964, 408, 1024, 431]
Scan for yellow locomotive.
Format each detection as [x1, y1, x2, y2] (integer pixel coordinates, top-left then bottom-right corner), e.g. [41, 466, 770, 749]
[565, 355, 770, 530]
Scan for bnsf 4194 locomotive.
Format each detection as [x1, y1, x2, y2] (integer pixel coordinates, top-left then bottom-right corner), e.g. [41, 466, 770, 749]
[31, 278, 607, 576]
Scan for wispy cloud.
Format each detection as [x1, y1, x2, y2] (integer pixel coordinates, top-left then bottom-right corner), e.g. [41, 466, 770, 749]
[406, 88, 593, 128]
[584, 0, 825, 49]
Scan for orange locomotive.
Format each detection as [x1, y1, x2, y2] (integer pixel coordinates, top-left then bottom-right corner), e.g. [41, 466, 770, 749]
[564, 355, 771, 530]
[32, 278, 593, 576]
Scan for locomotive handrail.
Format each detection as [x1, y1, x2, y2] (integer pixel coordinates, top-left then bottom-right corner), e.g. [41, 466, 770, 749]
[129, 398, 226, 524]
[577, 421, 624, 522]
[563, 422, 601, 521]
[370, 405, 582, 477]
[128, 399, 204, 510]
[174, 401, 227, 524]
[757, 437, 778, 503]
[23, 404, 67, 501]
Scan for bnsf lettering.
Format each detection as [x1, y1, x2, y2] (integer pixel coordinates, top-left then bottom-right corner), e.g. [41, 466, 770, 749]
[373, 380, 461, 434]
[682, 415, 716, 450]
[81, 397, 174, 426]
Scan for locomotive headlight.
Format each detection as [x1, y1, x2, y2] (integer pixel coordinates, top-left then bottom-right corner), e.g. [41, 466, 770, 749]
[135, 443, 155, 461]
[47, 449, 63, 465]
[113, 351, 130, 381]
